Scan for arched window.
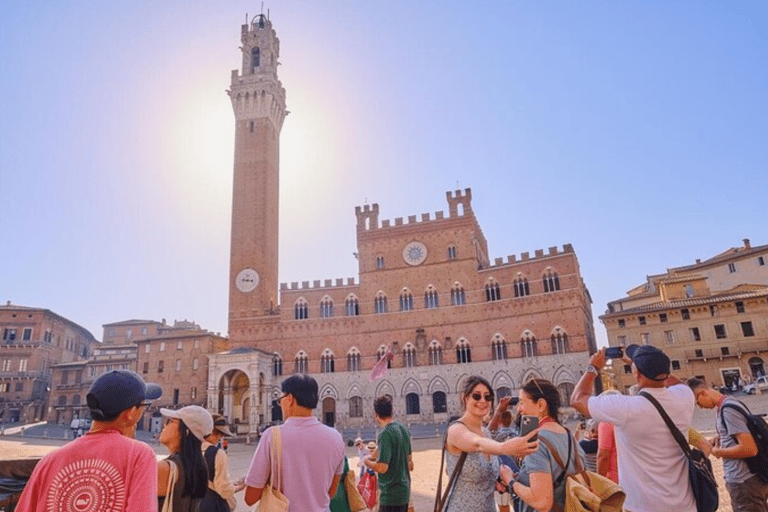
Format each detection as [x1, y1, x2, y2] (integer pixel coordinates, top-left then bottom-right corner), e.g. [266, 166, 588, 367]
[406, 393, 420, 415]
[403, 343, 417, 368]
[376, 256, 385, 269]
[294, 351, 308, 374]
[447, 246, 457, 259]
[376, 345, 391, 369]
[320, 350, 335, 373]
[551, 328, 569, 355]
[521, 331, 538, 358]
[491, 334, 508, 361]
[399, 289, 414, 312]
[456, 338, 471, 363]
[485, 279, 502, 302]
[543, 269, 560, 293]
[72, 394, 81, 406]
[557, 383, 575, 407]
[432, 391, 447, 413]
[272, 354, 283, 376]
[319, 296, 334, 318]
[425, 286, 439, 309]
[345, 295, 360, 316]
[347, 348, 361, 372]
[251, 47, 260, 71]
[451, 283, 466, 306]
[514, 275, 530, 297]
[349, 396, 363, 418]
[294, 298, 309, 320]
[428, 340, 443, 365]
[374, 292, 388, 314]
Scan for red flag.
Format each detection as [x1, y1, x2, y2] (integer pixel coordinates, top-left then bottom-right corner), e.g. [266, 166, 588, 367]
[369, 345, 393, 382]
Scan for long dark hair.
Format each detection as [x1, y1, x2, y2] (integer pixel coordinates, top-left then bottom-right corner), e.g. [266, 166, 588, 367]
[460, 375, 495, 410]
[521, 378, 561, 422]
[177, 420, 209, 499]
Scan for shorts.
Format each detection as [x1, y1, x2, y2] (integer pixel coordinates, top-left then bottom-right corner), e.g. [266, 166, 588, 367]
[494, 490, 510, 506]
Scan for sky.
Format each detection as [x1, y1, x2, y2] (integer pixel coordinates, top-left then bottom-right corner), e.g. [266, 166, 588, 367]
[1, 1, 767, 346]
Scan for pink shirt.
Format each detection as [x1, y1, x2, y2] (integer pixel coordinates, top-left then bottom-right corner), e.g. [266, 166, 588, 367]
[16, 430, 158, 512]
[597, 421, 618, 483]
[246, 416, 344, 512]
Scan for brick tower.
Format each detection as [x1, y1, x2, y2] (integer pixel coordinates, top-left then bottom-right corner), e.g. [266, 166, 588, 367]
[227, 14, 287, 337]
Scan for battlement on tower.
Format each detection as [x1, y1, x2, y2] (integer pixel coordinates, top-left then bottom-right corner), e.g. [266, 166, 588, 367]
[482, 243, 575, 270]
[280, 277, 357, 291]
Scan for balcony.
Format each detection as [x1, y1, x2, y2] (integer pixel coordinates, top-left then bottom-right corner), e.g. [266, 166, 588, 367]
[0, 371, 50, 380]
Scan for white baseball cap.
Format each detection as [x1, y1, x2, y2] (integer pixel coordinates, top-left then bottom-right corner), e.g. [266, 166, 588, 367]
[160, 405, 214, 442]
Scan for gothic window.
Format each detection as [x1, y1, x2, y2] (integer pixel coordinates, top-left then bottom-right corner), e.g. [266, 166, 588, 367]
[485, 279, 501, 302]
[428, 340, 443, 365]
[376, 345, 391, 369]
[491, 334, 508, 361]
[551, 328, 569, 355]
[451, 283, 466, 306]
[557, 383, 575, 407]
[345, 295, 360, 316]
[349, 396, 363, 418]
[514, 275, 530, 297]
[406, 393, 420, 415]
[319, 296, 334, 318]
[542, 269, 560, 293]
[249, 120, 254, 133]
[403, 343, 417, 367]
[347, 348, 361, 372]
[432, 391, 447, 413]
[521, 331, 538, 358]
[294, 298, 309, 320]
[456, 338, 472, 363]
[400, 289, 414, 311]
[374, 292, 388, 314]
[320, 350, 335, 373]
[425, 286, 439, 309]
[376, 256, 385, 269]
[294, 351, 308, 374]
[251, 47, 260, 72]
[272, 354, 283, 376]
[447, 246, 457, 259]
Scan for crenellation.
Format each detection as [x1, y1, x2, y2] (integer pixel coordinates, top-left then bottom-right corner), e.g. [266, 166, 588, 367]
[324, 279, 332, 287]
[335, 278, 343, 286]
[280, 283, 288, 290]
[302, 281, 310, 289]
[435, 211, 444, 220]
[355, 203, 380, 231]
[421, 213, 430, 222]
[408, 215, 417, 224]
[395, 218, 403, 226]
[347, 278, 355, 285]
[313, 280, 321, 288]
[563, 243, 574, 253]
[446, 187, 473, 217]
[494, 257, 503, 266]
[549, 246, 558, 256]
[521, 252, 530, 261]
[535, 249, 544, 258]
[382, 219, 391, 228]
[507, 255, 517, 263]
[291, 282, 298, 290]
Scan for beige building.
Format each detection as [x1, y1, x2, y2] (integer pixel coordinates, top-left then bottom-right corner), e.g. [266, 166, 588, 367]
[209, 15, 597, 434]
[601, 239, 768, 392]
[0, 302, 97, 423]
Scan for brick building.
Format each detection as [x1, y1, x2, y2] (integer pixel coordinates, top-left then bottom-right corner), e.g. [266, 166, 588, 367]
[0, 302, 96, 424]
[601, 238, 768, 392]
[208, 15, 597, 433]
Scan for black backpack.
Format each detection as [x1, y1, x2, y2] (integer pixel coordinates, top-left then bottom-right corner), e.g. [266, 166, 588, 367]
[720, 401, 768, 483]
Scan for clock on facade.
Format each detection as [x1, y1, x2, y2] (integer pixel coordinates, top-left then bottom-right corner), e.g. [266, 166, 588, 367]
[235, 268, 260, 292]
[402, 241, 428, 266]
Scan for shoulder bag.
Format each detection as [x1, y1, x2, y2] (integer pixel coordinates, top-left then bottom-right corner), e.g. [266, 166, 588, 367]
[433, 421, 468, 512]
[344, 462, 368, 512]
[160, 459, 178, 512]
[640, 392, 718, 512]
[200, 445, 232, 512]
[257, 427, 290, 512]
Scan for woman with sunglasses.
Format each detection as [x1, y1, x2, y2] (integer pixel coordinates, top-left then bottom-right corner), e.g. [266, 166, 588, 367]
[443, 376, 539, 512]
[157, 405, 213, 512]
[500, 378, 583, 512]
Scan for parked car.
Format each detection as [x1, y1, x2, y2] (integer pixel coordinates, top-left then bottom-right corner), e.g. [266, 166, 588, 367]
[744, 376, 768, 394]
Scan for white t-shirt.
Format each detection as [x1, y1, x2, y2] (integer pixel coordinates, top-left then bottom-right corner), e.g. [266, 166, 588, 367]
[588, 384, 696, 512]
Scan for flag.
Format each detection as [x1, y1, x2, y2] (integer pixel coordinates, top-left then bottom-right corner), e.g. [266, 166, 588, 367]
[369, 345, 393, 382]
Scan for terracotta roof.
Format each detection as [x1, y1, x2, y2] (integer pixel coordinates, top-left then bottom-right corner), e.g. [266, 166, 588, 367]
[600, 287, 768, 318]
[670, 242, 768, 272]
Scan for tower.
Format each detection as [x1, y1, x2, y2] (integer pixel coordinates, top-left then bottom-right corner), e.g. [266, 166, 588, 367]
[227, 14, 287, 337]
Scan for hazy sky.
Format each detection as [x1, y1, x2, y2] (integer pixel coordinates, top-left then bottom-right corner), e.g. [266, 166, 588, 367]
[2, 1, 766, 346]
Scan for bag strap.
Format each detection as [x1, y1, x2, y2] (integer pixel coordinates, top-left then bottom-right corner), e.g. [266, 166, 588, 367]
[204, 445, 218, 482]
[434, 421, 469, 512]
[720, 401, 753, 435]
[640, 392, 692, 457]
[161, 459, 178, 512]
[269, 427, 283, 492]
[539, 431, 573, 489]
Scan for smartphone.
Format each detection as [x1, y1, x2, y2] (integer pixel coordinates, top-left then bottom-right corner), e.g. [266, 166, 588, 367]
[520, 415, 539, 442]
[605, 346, 624, 359]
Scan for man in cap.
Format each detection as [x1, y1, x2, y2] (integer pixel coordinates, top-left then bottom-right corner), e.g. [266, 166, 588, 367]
[17, 369, 162, 512]
[199, 414, 246, 511]
[570, 345, 696, 512]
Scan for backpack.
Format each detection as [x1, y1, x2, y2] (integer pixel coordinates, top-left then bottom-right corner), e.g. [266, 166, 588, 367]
[720, 401, 768, 483]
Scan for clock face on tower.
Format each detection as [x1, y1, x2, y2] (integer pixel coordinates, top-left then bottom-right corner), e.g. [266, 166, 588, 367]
[235, 268, 260, 293]
[402, 241, 428, 266]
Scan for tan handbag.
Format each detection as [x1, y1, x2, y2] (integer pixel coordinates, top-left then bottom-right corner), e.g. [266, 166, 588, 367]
[344, 467, 368, 512]
[256, 427, 290, 512]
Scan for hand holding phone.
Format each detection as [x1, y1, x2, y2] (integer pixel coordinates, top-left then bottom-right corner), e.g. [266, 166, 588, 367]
[605, 347, 624, 359]
[520, 415, 539, 442]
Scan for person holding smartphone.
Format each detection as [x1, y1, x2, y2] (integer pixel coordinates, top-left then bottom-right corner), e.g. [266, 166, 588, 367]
[443, 376, 539, 512]
[499, 378, 584, 512]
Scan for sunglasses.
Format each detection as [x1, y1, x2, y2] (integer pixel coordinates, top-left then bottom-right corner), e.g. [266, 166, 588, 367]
[528, 378, 545, 397]
[471, 392, 493, 402]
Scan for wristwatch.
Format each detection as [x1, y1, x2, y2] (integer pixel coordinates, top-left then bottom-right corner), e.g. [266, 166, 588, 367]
[586, 364, 600, 376]
[507, 480, 517, 496]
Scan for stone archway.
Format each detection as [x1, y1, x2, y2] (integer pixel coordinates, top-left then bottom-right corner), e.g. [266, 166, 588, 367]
[218, 369, 251, 427]
[322, 397, 336, 427]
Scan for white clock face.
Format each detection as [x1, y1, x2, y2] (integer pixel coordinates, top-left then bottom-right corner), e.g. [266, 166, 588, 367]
[402, 241, 428, 266]
[235, 268, 260, 293]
